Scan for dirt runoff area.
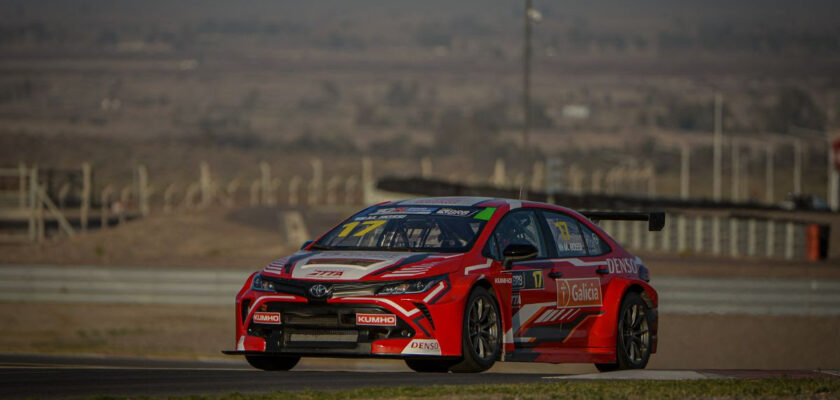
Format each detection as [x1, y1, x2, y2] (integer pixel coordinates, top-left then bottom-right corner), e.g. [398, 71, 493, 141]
[0, 301, 837, 372]
[0, 207, 293, 270]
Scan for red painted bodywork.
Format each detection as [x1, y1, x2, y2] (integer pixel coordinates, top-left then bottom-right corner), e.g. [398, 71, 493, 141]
[233, 198, 658, 365]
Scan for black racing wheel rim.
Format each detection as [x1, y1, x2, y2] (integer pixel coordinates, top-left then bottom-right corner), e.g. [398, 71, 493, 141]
[467, 295, 499, 361]
[620, 302, 650, 364]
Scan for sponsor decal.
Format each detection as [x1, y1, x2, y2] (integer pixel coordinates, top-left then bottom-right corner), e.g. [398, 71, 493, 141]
[556, 278, 602, 308]
[434, 208, 475, 217]
[371, 207, 436, 215]
[401, 339, 442, 355]
[253, 312, 282, 324]
[606, 257, 639, 274]
[507, 269, 544, 290]
[356, 313, 397, 326]
[306, 270, 344, 278]
[494, 276, 513, 285]
[354, 214, 406, 221]
[561, 242, 584, 252]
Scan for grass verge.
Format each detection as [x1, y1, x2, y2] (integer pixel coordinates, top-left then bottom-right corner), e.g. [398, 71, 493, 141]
[88, 379, 840, 400]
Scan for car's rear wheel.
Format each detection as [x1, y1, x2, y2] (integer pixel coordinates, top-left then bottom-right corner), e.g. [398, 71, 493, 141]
[450, 286, 501, 373]
[245, 355, 301, 371]
[595, 292, 652, 372]
[404, 359, 454, 373]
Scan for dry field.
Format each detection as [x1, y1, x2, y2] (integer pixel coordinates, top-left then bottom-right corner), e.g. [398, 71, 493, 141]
[0, 207, 291, 270]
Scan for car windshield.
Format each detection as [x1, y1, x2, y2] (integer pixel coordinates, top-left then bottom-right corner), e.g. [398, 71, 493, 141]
[314, 205, 494, 252]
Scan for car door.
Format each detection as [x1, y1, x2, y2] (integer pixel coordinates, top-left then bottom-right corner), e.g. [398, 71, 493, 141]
[536, 210, 612, 349]
[485, 209, 557, 351]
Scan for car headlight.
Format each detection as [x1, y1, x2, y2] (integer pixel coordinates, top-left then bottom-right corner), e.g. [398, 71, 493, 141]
[252, 273, 276, 292]
[376, 276, 445, 295]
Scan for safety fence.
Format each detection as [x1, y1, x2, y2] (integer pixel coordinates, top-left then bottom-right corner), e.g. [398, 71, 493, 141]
[2, 264, 838, 317]
[600, 213, 820, 261]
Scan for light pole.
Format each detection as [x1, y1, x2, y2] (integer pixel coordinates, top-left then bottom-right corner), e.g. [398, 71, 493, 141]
[829, 135, 838, 210]
[731, 138, 740, 202]
[713, 92, 723, 202]
[522, 0, 534, 150]
[793, 139, 802, 196]
[765, 143, 774, 204]
[680, 142, 690, 200]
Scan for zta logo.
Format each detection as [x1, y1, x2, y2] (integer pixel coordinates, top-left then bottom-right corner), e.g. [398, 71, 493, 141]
[307, 270, 343, 277]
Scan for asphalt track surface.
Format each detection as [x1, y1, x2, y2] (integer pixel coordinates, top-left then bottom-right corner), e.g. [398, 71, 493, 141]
[1, 354, 838, 399]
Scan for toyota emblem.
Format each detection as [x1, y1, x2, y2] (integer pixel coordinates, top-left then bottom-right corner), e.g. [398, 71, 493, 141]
[309, 284, 330, 298]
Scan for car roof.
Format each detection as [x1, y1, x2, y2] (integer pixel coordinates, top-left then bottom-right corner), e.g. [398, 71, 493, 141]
[383, 196, 580, 215]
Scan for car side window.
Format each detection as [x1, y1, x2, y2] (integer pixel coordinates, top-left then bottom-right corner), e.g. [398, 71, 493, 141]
[542, 212, 588, 258]
[490, 210, 548, 259]
[580, 223, 611, 256]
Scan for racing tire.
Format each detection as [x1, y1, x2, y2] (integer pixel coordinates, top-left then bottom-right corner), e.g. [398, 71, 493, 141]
[595, 291, 652, 372]
[404, 359, 454, 373]
[450, 286, 502, 373]
[245, 355, 301, 371]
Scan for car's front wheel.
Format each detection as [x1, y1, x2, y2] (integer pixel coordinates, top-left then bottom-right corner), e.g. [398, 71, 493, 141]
[245, 355, 301, 371]
[595, 291, 652, 372]
[450, 286, 501, 373]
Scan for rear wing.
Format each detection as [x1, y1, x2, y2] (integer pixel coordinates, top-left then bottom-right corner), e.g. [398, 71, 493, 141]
[580, 210, 666, 232]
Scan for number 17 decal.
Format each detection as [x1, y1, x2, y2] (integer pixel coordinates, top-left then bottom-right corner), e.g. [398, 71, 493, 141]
[337, 220, 387, 237]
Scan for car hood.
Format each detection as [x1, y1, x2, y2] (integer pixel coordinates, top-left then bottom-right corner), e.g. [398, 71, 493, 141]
[260, 250, 465, 281]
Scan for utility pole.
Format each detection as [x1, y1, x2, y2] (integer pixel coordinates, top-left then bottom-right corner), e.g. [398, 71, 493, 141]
[765, 143, 774, 204]
[731, 138, 740, 202]
[793, 139, 802, 196]
[713, 92, 723, 202]
[830, 135, 838, 211]
[680, 142, 690, 200]
[522, 0, 533, 150]
[827, 93, 838, 211]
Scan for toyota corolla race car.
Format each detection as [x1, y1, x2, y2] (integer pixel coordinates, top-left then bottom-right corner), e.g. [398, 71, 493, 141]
[224, 197, 664, 373]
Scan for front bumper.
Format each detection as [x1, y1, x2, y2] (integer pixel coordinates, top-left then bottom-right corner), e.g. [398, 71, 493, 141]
[245, 303, 416, 355]
[233, 284, 460, 357]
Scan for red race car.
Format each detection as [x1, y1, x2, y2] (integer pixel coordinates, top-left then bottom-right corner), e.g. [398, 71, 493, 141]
[224, 197, 664, 373]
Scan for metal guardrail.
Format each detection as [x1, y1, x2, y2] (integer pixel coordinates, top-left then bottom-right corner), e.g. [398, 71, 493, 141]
[1, 265, 838, 317]
[600, 215, 813, 261]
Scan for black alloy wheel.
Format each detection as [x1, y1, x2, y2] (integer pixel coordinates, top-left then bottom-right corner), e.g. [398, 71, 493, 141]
[595, 291, 652, 372]
[450, 286, 502, 373]
[245, 355, 301, 371]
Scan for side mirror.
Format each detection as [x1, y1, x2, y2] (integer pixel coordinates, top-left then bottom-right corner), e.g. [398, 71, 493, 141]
[300, 240, 314, 250]
[502, 243, 539, 268]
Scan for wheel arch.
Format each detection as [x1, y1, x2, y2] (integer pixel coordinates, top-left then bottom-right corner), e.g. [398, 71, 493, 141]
[591, 278, 658, 349]
[466, 277, 508, 361]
